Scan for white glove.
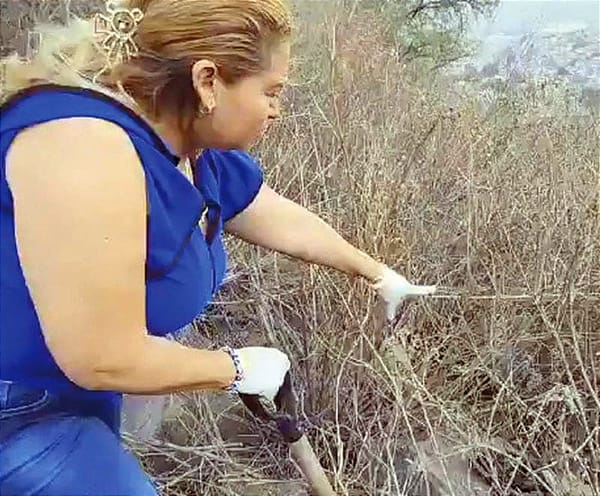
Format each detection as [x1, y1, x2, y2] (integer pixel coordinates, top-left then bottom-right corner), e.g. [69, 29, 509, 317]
[234, 346, 291, 402]
[372, 266, 437, 321]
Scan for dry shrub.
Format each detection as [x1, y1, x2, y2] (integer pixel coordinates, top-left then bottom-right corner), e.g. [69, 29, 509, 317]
[199, 2, 599, 495]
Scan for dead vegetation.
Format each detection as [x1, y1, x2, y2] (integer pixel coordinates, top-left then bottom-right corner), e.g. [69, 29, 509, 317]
[2, 1, 599, 495]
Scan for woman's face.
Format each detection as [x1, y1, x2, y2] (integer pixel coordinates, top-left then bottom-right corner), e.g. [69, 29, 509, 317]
[193, 42, 290, 151]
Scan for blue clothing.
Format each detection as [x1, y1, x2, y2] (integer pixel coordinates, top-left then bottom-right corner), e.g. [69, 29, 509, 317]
[0, 84, 264, 494]
[0, 381, 159, 496]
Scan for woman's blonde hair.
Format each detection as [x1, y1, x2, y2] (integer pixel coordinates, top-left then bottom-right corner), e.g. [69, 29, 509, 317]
[1, 0, 292, 130]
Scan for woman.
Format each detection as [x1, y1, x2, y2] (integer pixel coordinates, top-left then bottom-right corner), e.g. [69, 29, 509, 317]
[0, 1, 436, 494]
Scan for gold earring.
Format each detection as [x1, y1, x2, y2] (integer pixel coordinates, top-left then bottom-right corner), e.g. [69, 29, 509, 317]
[197, 104, 212, 118]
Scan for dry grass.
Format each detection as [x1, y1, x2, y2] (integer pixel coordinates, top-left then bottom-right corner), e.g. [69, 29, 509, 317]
[2, 1, 599, 495]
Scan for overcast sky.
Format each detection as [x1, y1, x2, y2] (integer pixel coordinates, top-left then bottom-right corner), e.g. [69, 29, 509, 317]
[472, 0, 600, 36]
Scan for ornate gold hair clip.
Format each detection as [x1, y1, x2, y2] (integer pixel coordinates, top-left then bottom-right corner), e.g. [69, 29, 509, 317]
[93, 0, 143, 79]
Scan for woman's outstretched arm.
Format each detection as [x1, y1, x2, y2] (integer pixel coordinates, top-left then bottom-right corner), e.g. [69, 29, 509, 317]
[225, 183, 437, 319]
[225, 184, 386, 282]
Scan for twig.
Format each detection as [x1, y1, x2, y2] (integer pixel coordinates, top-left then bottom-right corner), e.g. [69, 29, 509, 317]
[427, 292, 599, 301]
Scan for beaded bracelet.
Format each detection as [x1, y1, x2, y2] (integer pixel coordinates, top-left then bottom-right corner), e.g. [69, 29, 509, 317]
[220, 346, 244, 394]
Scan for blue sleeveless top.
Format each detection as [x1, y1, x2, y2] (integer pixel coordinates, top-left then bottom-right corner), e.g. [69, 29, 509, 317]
[0, 84, 263, 428]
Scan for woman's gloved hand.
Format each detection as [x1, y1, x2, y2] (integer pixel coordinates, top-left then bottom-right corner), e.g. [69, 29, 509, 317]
[372, 266, 437, 321]
[223, 346, 291, 402]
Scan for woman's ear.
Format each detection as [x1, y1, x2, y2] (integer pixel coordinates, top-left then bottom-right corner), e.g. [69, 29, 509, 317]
[191, 60, 218, 113]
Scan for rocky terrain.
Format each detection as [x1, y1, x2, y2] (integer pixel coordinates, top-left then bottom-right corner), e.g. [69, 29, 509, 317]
[465, 28, 599, 88]
[446, 7, 599, 111]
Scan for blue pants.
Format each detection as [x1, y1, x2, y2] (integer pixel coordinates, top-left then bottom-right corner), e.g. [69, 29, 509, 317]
[0, 380, 159, 496]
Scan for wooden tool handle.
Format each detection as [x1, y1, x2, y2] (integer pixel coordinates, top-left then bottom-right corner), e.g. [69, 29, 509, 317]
[289, 435, 337, 496]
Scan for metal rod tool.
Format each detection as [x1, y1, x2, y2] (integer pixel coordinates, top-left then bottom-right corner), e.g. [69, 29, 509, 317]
[239, 372, 337, 496]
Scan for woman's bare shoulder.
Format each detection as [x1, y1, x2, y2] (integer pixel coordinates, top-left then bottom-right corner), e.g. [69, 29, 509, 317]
[6, 116, 144, 203]
[7, 116, 136, 173]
